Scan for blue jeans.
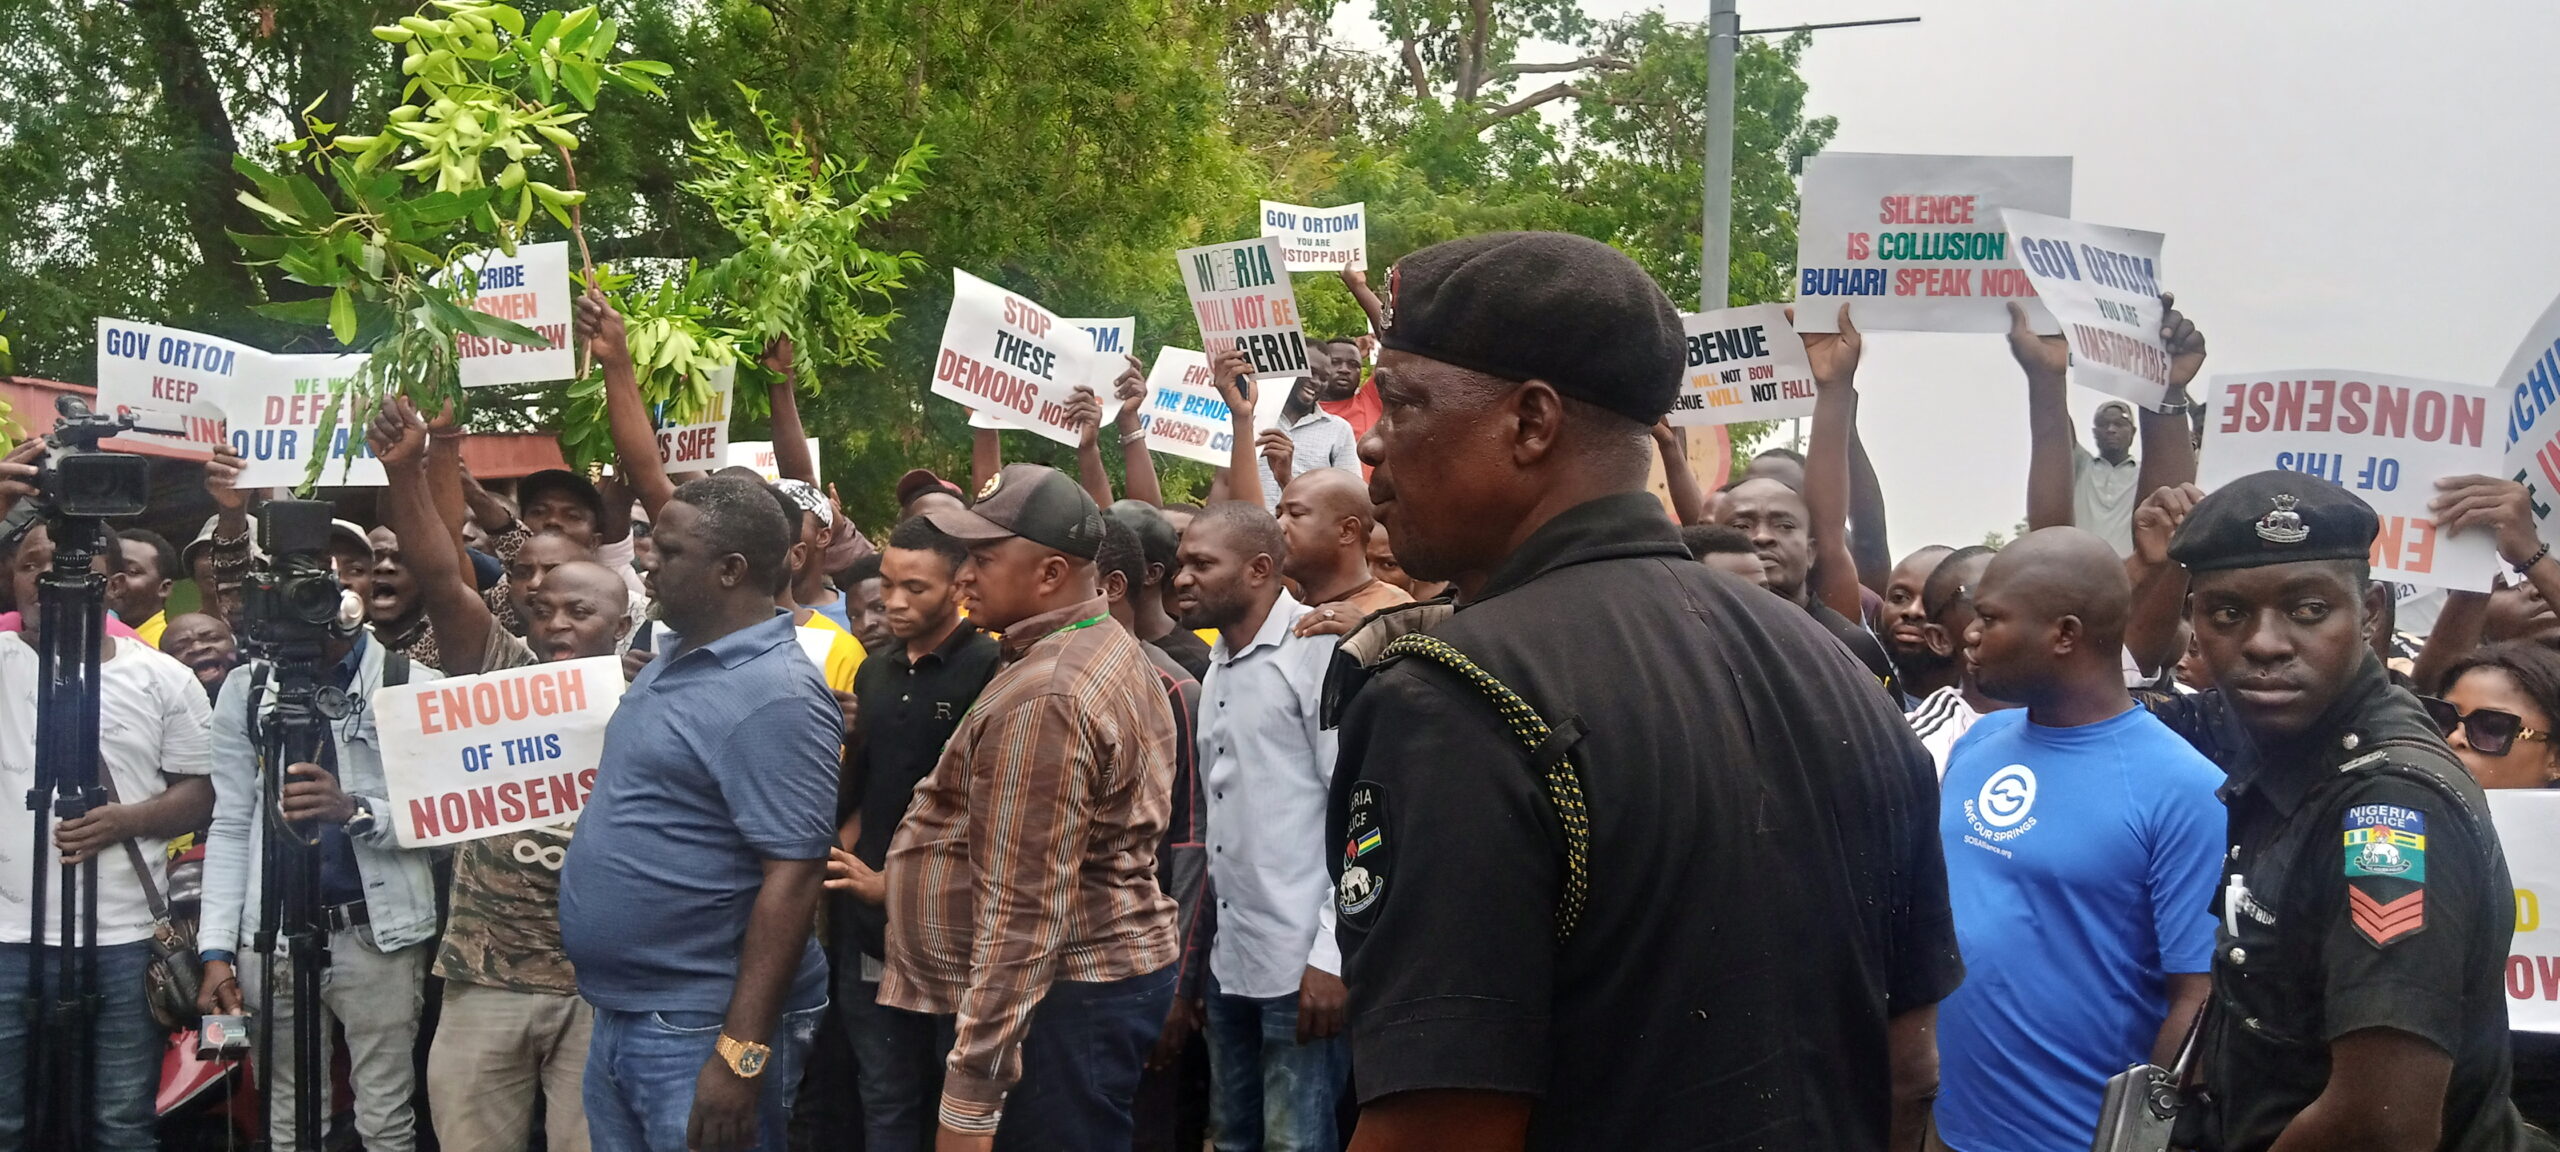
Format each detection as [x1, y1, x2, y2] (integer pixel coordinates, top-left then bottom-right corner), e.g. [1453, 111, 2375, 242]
[839, 974, 950, 1152]
[993, 966, 1174, 1152]
[582, 1003, 826, 1152]
[0, 941, 159, 1152]
[1205, 985, 1350, 1152]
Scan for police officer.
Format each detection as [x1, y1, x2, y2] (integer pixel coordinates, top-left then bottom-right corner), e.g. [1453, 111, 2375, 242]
[1319, 232, 1962, 1151]
[2158, 470, 2547, 1151]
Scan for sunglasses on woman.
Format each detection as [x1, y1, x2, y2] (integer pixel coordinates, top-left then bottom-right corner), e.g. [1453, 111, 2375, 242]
[2419, 696, 2551, 757]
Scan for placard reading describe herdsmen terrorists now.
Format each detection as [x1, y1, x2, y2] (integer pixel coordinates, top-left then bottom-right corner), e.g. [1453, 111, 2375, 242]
[2496, 288, 2560, 540]
[448, 240, 574, 388]
[654, 364, 734, 470]
[228, 353, 386, 489]
[1666, 304, 1816, 428]
[1260, 201, 1367, 272]
[1999, 209, 2174, 411]
[375, 656, 625, 848]
[932, 269, 1109, 448]
[2490, 790, 2560, 1034]
[1795, 153, 2072, 334]
[2200, 371, 2504, 591]
[1133, 346, 1286, 467]
[1177, 235, 1309, 381]
[95, 318, 249, 459]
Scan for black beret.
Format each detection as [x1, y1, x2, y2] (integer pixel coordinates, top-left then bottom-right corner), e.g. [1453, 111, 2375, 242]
[2168, 470, 2380, 573]
[1381, 232, 1685, 425]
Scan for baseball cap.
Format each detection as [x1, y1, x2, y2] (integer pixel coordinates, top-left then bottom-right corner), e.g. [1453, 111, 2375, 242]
[518, 468, 607, 523]
[922, 464, 1102, 560]
[330, 519, 374, 559]
[897, 468, 965, 509]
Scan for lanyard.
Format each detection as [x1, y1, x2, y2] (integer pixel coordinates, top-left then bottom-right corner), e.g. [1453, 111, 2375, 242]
[1047, 614, 1109, 639]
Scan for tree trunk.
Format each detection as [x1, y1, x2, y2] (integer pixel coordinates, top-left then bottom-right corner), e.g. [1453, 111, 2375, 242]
[130, 0, 277, 304]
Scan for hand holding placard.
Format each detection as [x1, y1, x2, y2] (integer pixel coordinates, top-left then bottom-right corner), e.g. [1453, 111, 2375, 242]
[1797, 303, 1862, 393]
[2006, 301, 2070, 384]
[2429, 476, 2546, 569]
[2161, 293, 2207, 397]
[2132, 483, 2205, 569]
[1211, 344, 1258, 427]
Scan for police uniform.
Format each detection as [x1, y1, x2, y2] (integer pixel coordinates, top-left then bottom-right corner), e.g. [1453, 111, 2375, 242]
[2154, 472, 2545, 1151]
[1319, 233, 1964, 1150]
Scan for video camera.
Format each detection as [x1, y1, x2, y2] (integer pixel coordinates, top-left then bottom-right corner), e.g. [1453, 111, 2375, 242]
[240, 498, 360, 662]
[33, 395, 153, 519]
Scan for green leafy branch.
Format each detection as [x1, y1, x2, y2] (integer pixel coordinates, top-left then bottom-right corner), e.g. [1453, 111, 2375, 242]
[227, 0, 666, 486]
[557, 261, 741, 472]
[684, 84, 934, 400]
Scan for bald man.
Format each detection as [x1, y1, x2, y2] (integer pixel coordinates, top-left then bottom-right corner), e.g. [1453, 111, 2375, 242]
[1932, 528, 2224, 1152]
[1880, 545, 1956, 701]
[1279, 468, 1412, 625]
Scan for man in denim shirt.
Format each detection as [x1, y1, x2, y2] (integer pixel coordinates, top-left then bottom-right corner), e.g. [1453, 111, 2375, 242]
[198, 518, 443, 1152]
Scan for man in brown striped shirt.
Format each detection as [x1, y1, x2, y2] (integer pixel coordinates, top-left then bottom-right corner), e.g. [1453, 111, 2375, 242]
[881, 464, 1181, 1152]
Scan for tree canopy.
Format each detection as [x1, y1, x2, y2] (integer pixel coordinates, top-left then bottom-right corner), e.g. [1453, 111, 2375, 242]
[1, 0, 1834, 527]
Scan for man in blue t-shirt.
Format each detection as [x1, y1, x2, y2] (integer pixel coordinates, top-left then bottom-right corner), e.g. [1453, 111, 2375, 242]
[557, 472, 842, 1152]
[1936, 528, 2224, 1152]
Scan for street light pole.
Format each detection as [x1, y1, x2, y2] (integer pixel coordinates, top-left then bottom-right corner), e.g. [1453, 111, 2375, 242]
[1700, 0, 1738, 313]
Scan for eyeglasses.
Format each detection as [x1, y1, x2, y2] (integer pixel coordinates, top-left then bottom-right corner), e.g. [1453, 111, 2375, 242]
[2419, 696, 2551, 757]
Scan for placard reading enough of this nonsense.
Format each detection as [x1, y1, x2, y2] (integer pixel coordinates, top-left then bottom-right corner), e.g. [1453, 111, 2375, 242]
[375, 656, 624, 848]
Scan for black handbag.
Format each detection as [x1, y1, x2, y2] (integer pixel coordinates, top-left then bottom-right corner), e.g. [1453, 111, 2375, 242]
[99, 768, 201, 1033]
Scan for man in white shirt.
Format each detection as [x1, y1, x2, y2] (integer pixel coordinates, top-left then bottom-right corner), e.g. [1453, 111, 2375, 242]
[2072, 402, 2141, 556]
[0, 520, 214, 1152]
[1170, 503, 1349, 1152]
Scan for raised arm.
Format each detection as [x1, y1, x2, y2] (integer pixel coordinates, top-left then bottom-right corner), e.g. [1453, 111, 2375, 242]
[575, 289, 676, 519]
[2125, 484, 2203, 677]
[1848, 428, 1892, 594]
[1204, 343, 1260, 506]
[370, 398, 497, 674]
[2425, 475, 2560, 690]
[1066, 386, 1114, 509]
[2012, 301, 2077, 532]
[763, 336, 819, 486]
[1111, 355, 1164, 508]
[971, 426, 1001, 496]
[2137, 294, 2207, 499]
[1800, 303, 1865, 620]
[1340, 259, 1386, 336]
[1652, 422, 1706, 526]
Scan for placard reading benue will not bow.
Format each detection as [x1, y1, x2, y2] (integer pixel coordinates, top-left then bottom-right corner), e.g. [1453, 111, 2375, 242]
[932, 270, 1110, 448]
[2200, 371, 2504, 590]
[1794, 153, 2072, 334]
[375, 655, 625, 848]
[1176, 235, 1309, 381]
[450, 240, 574, 389]
[1665, 304, 1816, 428]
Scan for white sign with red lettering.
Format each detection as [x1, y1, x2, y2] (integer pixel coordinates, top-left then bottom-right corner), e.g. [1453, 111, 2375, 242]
[2495, 288, 2560, 544]
[2200, 371, 2505, 590]
[94, 318, 248, 459]
[931, 270, 1109, 448]
[1794, 153, 2071, 334]
[451, 241, 574, 388]
[654, 364, 733, 471]
[2491, 790, 2560, 1033]
[1666, 305, 1816, 428]
[1259, 201, 1367, 272]
[1999, 209, 2173, 411]
[969, 317, 1132, 433]
[226, 353, 385, 488]
[726, 438, 823, 485]
[375, 656, 624, 848]
[1176, 235, 1309, 381]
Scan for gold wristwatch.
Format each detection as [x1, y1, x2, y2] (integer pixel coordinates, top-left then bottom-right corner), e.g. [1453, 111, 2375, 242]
[715, 1034, 771, 1079]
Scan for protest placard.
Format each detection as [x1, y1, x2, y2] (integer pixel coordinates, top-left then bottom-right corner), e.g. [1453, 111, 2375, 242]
[451, 241, 574, 388]
[1259, 201, 1367, 272]
[654, 364, 734, 471]
[970, 316, 1133, 432]
[2201, 371, 2504, 590]
[95, 318, 249, 459]
[2495, 288, 2560, 541]
[1129, 346, 1286, 467]
[726, 437, 823, 484]
[1176, 236, 1310, 381]
[375, 655, 624, 848]
[1666, 305, 1817, 428]
[227, 353, 385, 488]
[1794, 153, 2072, 333]
[930, 269, 1108, 447]
[2490, 790, 2560, 1033]
[1999, 209, 2172, 410]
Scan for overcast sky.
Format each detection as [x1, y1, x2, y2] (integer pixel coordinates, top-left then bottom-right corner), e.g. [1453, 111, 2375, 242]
[1345, 0, 2560, 550]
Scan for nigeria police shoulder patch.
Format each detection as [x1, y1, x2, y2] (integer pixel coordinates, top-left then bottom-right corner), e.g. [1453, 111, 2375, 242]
[1338, 782, 1390, 919]
[2343, 802, 2427, 947]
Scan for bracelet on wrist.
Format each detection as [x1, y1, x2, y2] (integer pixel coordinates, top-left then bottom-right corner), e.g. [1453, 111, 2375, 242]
[2522, 541, 2551, 571]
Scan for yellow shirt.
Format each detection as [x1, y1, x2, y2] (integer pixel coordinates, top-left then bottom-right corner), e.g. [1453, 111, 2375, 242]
[794, 610, 865, 693]
[134, 610, 167, 650]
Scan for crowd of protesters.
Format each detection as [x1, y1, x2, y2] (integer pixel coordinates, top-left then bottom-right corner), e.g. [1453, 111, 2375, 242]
[0, 230, 2549, 1152]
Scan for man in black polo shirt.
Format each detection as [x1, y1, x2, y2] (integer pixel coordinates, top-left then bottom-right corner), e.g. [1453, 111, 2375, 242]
[1722, 474, 1902, 701]
[1324, 232, 1961, 1151]
[826, 515, 1000, 1152]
